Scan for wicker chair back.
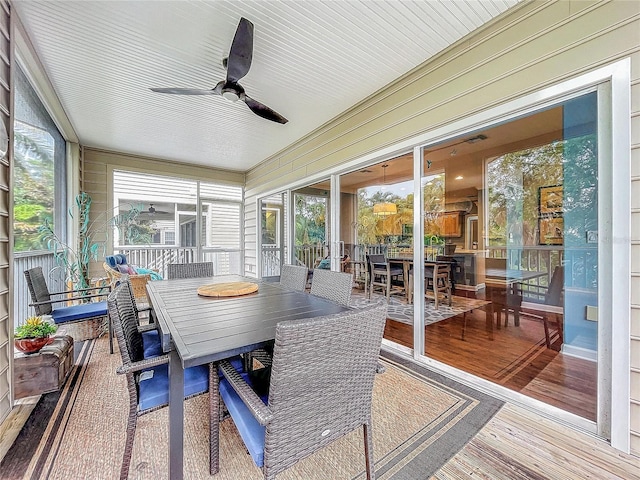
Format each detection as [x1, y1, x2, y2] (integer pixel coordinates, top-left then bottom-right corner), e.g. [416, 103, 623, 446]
[266, 303, 387, 478]
[167, 262, 214, 279]
[309, 268, 353, 306]
[108, 281, 145, 363]
[24, 266, 54, 315]
[279, 264, 308, 292]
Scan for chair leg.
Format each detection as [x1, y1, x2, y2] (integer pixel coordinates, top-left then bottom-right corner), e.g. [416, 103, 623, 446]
[109, 314, 114, 355]
[461, 311, 468, 340]
[385, 274, 391, 301]
[120, 405, 138, 480]
[363, 421, 375, 480]
[209, 362, 220, 475]
[542, 315, 551, 348]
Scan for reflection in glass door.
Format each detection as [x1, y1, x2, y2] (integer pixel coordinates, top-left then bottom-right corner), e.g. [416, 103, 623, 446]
[292, 186, 329, 270]
[416, 91, 599, 423]
[259, 193, 286, 278]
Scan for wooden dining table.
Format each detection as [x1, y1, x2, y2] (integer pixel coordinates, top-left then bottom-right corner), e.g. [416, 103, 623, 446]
[146, 274, 350, 480]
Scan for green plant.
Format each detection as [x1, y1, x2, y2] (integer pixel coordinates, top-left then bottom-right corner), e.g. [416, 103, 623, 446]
[15, 316, 57, 339]
[38, 192, 142, 291]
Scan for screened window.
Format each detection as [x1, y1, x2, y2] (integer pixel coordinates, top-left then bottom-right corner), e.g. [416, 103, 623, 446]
[13, 65, 66, 252]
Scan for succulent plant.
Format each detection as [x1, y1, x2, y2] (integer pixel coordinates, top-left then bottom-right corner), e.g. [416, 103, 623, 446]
[15, 316, 57, 339]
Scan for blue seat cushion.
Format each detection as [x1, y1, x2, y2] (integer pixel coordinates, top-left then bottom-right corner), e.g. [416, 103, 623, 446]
[317, 258, 330, 269]
[51, 301, 107, 324]
[142, 330, 163, 358]
[219, 372, 269, 467]
[138, 363, 209, 411]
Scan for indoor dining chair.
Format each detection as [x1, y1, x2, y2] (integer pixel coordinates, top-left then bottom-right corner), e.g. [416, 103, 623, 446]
[366, 254, 404, 301]
[218, 303, 388, 480]
[167, 261, 214, 279]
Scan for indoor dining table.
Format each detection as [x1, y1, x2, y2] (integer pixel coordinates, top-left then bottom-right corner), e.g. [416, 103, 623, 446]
[146, 274, 350, 480]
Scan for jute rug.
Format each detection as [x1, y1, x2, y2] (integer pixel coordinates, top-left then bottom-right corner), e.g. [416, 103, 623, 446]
[350, 291, 490, 326]
[11, 336, 502, 480]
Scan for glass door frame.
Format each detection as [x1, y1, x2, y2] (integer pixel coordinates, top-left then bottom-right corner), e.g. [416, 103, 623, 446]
[268, 58, 629, 449]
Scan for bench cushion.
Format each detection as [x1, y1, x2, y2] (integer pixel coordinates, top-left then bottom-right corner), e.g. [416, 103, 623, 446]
[219, 373, 269, 467]
[138, 363, 208, 411]
[50, 301, 107, 324]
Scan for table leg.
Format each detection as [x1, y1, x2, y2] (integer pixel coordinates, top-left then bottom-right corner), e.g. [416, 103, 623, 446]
[209, 362, 220, 475]
[169, 350, 184, 480]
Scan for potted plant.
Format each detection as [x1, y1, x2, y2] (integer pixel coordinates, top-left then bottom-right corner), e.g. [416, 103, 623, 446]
[38, 192, 143, 292]
[14, 316, 57, 354]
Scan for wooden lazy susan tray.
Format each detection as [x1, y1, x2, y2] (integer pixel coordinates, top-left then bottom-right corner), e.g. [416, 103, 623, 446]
[196, 282, 259, 298]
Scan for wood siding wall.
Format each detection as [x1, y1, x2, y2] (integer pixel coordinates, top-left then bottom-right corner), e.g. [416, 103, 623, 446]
[0, 0, 11, 424]
[81, 148, 244, 280]
[243, 0, 640, 454]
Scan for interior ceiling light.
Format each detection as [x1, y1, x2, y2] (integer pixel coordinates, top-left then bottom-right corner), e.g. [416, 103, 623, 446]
[455, 175, 464, 180]
[374, 164, 397, 216]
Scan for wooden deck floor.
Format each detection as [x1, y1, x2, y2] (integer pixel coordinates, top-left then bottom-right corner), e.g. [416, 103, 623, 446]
[434, 403, 640, 479]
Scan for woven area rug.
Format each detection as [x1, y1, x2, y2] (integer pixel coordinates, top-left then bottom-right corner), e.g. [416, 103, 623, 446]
[9, 336, 503, 480]
[350, 291, 490, 326]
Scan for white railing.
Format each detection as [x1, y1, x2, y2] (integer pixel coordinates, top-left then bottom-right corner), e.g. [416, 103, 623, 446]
[115, 246, 243, 278]
[13, 251, 66, 327]
[261, 246, 281, 277]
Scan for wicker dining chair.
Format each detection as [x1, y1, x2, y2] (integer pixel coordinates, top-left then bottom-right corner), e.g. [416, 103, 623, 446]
[244, 264, 309, 373]
[309, 268, 353, 306]
[279, 264, 308, 291]
[115, 279, 162, 358]
[107, 282, 214, 480]
[167, 261, 214, 279]
[24, 266, 109, 342]
[218, 303, 388, 480]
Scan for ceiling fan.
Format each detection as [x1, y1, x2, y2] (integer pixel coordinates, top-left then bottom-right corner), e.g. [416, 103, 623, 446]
[146, 204, 169, 216]
[150, 17, 288, 124]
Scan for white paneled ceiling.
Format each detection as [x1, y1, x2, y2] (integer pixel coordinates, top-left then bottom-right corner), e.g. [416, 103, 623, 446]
[13, 0, 521, 171]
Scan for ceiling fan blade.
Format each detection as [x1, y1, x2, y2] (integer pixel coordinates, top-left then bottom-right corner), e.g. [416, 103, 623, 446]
[244, 95, 288, 124]
[150, 87, 220, 95]
[226, 18, 254, 83]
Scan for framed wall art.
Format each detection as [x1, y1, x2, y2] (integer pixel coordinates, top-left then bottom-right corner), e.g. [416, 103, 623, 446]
[539, 215, 564, 245]
[539, 185, 563, 215]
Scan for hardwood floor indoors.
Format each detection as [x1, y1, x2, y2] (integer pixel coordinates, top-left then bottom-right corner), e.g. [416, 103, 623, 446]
[383, 302, 597, 421]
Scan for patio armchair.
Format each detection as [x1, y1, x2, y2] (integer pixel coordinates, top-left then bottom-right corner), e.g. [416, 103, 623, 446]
[218, 303, 388, 480]
[103, 254, 153, 309]
[166, 261, 214, 279]
[117, 279, 162, 358]
[107, 282, 211, 480]
[24, 266, 109, 342]
[244, 263, 309, 374]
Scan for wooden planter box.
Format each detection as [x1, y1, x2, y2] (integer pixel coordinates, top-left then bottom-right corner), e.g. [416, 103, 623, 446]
[14, 335, 74, 399]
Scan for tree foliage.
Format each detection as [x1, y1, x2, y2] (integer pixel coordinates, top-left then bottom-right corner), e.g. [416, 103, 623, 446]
[13, 127, 55, 251]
